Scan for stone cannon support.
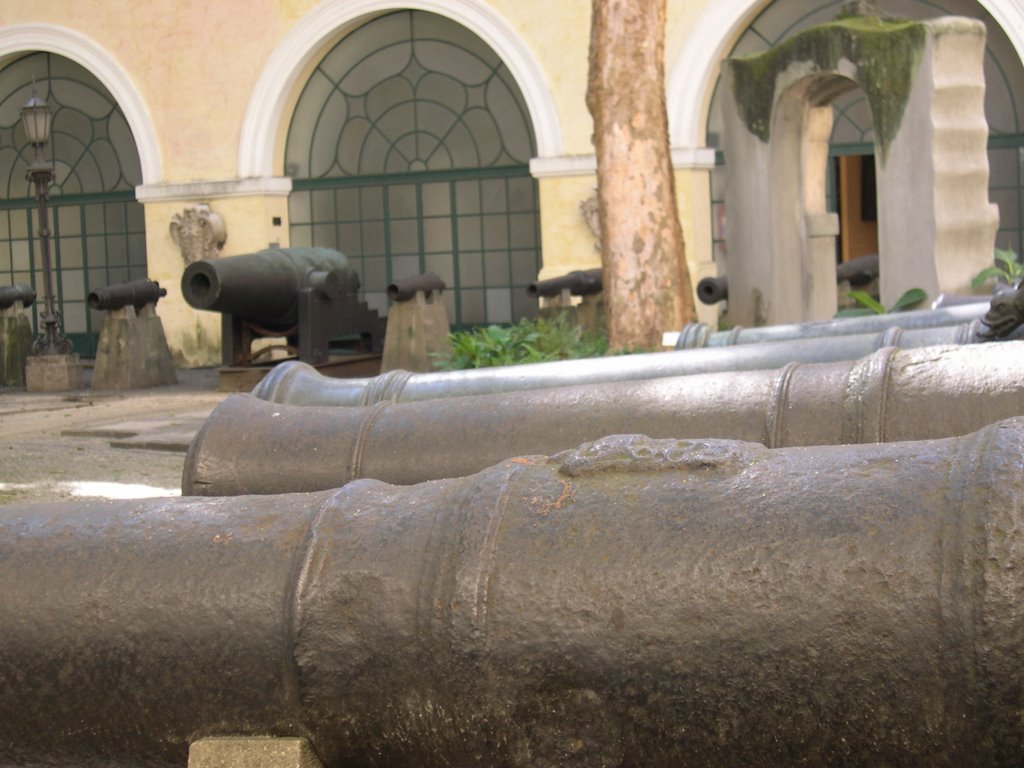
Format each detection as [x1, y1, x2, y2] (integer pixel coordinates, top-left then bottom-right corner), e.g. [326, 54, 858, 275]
[185, 341, 1024, 495]
[4, 421, 1024, 766]
[380, 272, 451, 373]
[252, 320, 981, 407]
[0, 287, 34, 387]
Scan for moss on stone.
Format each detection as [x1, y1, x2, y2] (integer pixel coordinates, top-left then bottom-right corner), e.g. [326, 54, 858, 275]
[728, 15, 927, 164]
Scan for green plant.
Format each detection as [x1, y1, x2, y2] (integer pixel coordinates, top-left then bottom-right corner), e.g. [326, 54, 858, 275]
[835, 287, 927, 318]
[971, 246, 1024, 290]
[438, 313, 608, 370]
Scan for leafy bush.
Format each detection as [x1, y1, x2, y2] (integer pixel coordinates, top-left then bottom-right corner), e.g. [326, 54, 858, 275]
[835, 287, 926, 318]
[438, 313, 608, 370]
[972, 246, 1024, 290]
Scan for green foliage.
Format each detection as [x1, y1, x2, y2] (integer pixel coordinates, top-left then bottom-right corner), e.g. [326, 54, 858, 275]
[971, 247, 1024, 290]
[835, 287, 927, 317]
[438, 313, 608, 370]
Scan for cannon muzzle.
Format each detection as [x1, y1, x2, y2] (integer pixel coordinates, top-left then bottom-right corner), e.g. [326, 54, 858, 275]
[6, 421, 1024, 766]
[696, 275, 727, 304]
[387, 271, 446, 302]
[88, 279, 166, 312]
[0, 283, 35, 310]
[526, 267, 602, 298]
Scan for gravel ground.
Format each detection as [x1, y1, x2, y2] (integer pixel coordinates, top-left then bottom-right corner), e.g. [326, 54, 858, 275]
[0, 367, 228, 507]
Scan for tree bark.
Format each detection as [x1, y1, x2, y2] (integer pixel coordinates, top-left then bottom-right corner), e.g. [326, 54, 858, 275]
[586, 0, 695, 351]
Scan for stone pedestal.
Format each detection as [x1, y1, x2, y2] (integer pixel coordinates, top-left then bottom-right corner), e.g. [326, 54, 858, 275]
[92, 304, 177, 390]
[24, 352, 83, 392]
[380, 290, 451, 372]
[0, 304, 32, 387]
[189, 737, 324, 768]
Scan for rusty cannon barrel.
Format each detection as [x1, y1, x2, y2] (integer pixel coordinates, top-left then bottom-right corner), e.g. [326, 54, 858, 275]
[696, 274, 727, 304]
[181, 247, 354, 330]
[8, 421, 1024, 767]
[253, 320, 983, 407]
[88, 278, 166, 312]
[185, 341, 1024, 495]
[387, 271, 446, 302]
[0, 283, 35, 310]
[673, 300, 990, 349]
[526, 267, 602, 299]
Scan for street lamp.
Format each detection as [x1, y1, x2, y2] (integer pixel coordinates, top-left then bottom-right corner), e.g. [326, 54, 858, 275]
[21, 89, 72, 356]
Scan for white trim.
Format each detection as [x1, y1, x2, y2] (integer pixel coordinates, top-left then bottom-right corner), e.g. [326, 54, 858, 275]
[667, 0, 1024, 149]
[238, 0, 563, 179]
[0, 24, 162, 185]
[136, 177, 292, 203]
[530, 148, 717, 179]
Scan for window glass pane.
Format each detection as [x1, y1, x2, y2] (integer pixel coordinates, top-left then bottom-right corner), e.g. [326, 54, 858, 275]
[424, 253, 454, 285]
[484, 251, 510, 285]
[423, 218, 453, 252]
[459, 252, 483, 287]
[459, 288, 484, 324]
[485, 287, 511, 324]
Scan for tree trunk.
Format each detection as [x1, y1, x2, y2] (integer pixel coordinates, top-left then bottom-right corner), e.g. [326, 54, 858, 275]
[586, 0, 695, 351]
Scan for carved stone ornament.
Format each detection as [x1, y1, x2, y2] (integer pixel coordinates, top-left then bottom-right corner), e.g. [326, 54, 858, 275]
[579, 192, 601, 251]
[978, 283, 1024, 340]
[170, 204, 226, 265]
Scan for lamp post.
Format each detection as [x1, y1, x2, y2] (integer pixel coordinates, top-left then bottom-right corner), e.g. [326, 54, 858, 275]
[21, 90, 72, 356]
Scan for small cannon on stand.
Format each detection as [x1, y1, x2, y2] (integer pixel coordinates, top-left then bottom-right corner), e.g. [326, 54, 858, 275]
[181, 247, 385, 367]
[527, 267, 604, 332]
[89, 278, 177, 390]
[0, 284, 35, 387]
[380, 272, 451, 373]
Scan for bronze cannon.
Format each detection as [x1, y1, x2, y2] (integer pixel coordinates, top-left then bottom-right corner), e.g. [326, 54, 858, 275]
[185, 341, 1024, 495]
[4, 422, 1024, 766]
[88, 278, 166, 312]
[181, 247, 384, 365]
[252, 320, 983, 407]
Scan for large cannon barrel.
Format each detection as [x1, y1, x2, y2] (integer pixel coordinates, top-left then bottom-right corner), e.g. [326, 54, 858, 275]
[185, 341, 1024, 495]
[181, 247, 353, 329]
[253, 320, 982, 407]
[6, 421, 1024, 766]
[0, 283, 35, 310]
[387, 271, 446, 302]
[87, 278, 166, 312]
[674, 300, 990, 349]
[526, 267, 602, 299]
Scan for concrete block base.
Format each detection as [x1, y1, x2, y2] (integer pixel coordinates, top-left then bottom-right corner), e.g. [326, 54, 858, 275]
[0, 308, 32, 387]
[25, 353, 83, 392]
[188, 737, 324, 768]
[92, 305, 177, 390]
[380, 291, 451, 372]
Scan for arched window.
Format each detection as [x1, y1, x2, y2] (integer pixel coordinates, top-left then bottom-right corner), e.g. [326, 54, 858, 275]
[0, 51, 145, 356]
[286, 10, 541, 326]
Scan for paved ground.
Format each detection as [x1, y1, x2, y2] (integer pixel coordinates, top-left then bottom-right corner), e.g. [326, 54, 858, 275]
[0, 367, 230, 507]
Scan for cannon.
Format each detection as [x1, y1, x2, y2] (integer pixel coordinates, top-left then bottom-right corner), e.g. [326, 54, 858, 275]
[252, 319, 982, 407]
[526, 267, 602, 299]
[6, 421, 1024, 766]
[696, 275, 727, 305]
[185, 341, 1024, 495]
[386, 271, 446, 302]
[88, 278, 166, 312]
[181, 247, 385, 366]
[0, 283, 35, 310]
[672, 300, 991, 349]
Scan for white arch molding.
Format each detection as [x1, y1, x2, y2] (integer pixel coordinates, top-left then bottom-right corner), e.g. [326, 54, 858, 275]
[238, 0, 563, 179]
[0, 24, 162, 185]
[667, 0, 1024, 148]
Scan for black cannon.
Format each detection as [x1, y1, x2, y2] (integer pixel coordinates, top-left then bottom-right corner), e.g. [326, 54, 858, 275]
[696, 275, 727, 305]
[526, 267, 602, 299]
[181, 247, 386, 366]
[0, 283, 35, 310]
[4, 422, 1024, 766]
[387, 271, 446, 302]
[88, 278, 166, 312]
